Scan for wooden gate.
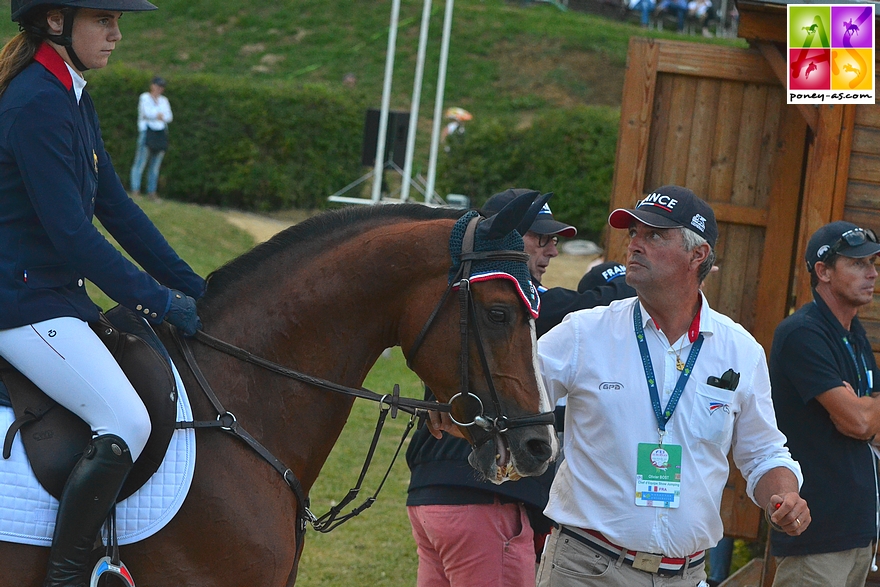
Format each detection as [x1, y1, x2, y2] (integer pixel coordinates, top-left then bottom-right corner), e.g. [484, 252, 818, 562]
[605, 37, 808, 539]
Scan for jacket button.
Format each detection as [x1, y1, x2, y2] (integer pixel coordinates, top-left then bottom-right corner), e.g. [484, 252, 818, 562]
[151, 312, 157, 318]
[143, 308, 150, 315]
[136, 305, 143, 311]
[77, 279, 83, 287]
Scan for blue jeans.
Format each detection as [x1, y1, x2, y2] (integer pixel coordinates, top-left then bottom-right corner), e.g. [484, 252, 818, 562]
[129, 130, 166, 194]
[708, 536, 733, 582]
[632, 0, 655, 25]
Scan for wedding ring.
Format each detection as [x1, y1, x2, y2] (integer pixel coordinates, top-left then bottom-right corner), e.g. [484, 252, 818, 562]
[796, 518, 801, 526]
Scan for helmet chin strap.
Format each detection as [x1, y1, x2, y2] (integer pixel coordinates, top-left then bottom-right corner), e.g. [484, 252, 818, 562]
[21, 7, 89, 72]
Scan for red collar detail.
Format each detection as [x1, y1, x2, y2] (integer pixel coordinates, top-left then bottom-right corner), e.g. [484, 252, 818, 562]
[34, 43, 73, 91]
[688, 306, 702, 343]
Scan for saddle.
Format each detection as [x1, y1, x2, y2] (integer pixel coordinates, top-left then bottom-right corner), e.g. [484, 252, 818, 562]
[0, 307, 178, 502]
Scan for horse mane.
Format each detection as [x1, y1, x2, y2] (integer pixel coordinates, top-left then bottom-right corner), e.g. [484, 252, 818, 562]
[202, 203, 467, 302]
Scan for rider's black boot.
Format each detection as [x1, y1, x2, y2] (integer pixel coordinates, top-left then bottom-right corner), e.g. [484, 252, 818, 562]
[43, 434, 133, 587]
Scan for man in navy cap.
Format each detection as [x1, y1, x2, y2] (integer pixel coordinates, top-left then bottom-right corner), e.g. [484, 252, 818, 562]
[536, 185, 807, 587]
[769, 221, 880, 587]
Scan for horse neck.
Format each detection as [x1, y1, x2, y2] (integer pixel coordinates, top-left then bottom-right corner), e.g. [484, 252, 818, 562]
[189, 217, 453, 489]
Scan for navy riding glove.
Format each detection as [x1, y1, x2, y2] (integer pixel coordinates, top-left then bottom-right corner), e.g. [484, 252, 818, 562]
[164, 289, 202, 336]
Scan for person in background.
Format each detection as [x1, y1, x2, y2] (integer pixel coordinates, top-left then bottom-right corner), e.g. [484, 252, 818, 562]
[769, 221, 880, 587]
[0, 1, 203, 585]
[536, 185, 808, 587]
[406, 188, 633, 587]
[129, 75, 172, 199]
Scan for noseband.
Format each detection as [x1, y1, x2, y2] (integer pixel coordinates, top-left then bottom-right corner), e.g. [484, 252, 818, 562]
[406, 215, 555, 439]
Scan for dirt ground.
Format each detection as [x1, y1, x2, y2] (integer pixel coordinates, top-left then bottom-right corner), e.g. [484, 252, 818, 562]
[223, 210, 599, 291]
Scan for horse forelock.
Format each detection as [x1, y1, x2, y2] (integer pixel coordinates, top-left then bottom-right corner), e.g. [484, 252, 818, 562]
[200, 204, 468, 307]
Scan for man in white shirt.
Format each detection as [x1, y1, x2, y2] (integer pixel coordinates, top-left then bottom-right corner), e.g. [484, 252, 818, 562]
[536, 185, 810, 587]
[129, 75, 173, 199]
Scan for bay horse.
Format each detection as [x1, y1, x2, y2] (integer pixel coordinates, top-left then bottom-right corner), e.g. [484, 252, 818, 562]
[0, 197, 556, 587]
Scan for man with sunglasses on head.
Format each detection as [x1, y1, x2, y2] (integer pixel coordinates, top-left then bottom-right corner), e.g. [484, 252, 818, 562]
[769, 221, 880, 587]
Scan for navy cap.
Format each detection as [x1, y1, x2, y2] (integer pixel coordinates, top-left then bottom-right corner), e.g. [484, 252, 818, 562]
[805, 220, 880, 272]
[609, 185, 718, 248]
[482, 188, 576, 238]
[151, 76, 166, 87]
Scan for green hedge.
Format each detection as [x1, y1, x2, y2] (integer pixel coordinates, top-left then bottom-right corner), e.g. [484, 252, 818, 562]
[89, 66, 364, 210]
[438, 106, 620, 240]
[87, 67, 620, 229]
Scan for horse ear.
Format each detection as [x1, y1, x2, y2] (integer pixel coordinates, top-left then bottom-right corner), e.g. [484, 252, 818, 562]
[476, 190, 540, 240]
[515, 192, 553, 236]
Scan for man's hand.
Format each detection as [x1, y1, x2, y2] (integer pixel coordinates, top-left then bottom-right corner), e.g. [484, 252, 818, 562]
[766, 492, 811, 536]
[425, 410, 466, 440]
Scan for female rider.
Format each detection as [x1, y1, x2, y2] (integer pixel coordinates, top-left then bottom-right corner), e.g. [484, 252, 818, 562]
[0, 1, 204, 585]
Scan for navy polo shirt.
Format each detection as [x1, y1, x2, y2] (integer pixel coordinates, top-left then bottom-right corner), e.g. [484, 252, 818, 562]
[769, 290, 878, 556]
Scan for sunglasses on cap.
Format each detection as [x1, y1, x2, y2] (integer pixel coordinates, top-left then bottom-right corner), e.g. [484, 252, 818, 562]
[818, 227, 879, 263]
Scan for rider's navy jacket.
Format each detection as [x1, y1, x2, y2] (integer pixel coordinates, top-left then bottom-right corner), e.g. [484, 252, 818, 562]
[0, 44, 204, 330]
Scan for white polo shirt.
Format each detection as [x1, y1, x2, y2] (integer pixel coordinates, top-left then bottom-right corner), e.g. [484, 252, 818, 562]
[538, 295, 801, 557]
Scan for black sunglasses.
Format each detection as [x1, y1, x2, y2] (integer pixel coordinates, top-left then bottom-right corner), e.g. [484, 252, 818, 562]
[818, 227, 879, 263]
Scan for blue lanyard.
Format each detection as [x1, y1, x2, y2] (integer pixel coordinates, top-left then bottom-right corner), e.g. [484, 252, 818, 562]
[842, 336, 870, 396]
[634, 304, 704, 443]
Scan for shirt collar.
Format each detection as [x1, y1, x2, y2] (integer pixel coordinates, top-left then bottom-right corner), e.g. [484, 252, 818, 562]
[65, 63, 87, 103]
[812, 288, 866, 337]
[637, 292, 716, 340]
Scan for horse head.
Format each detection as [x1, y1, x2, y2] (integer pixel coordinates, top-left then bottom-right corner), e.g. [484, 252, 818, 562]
[403, 191, 557, 483]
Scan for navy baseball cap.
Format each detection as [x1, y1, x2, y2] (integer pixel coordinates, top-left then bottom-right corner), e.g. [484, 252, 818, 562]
[151, 76, 166, 87]
[482, 188, 577, 238]
[609, 185, 718, 248]
[805, 220, 880, 272]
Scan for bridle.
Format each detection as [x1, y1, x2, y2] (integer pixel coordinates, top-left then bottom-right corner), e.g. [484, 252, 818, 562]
[406, 215, 555, 441]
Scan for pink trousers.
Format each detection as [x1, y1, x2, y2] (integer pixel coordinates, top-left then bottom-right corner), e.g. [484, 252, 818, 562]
[408, 501, 537, 587]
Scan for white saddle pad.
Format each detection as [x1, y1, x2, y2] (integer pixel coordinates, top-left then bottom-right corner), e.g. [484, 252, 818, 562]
[0, 362, 196, 546]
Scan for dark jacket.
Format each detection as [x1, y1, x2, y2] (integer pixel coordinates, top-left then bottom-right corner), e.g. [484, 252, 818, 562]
[0, 44, 203, 330]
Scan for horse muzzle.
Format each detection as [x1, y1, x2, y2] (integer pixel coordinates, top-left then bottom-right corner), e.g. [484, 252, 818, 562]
[467, 424, 555, 484]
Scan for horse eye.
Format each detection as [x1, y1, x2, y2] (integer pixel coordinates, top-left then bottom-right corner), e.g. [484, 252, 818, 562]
[488, 309, 508, 324]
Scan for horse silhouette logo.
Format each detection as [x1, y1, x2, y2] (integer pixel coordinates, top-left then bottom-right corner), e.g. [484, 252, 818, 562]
[843, 63, 861, 77]
[802, 23, 819, 35]
[843, 18, 859, 37]
[805, 61, 818, 79]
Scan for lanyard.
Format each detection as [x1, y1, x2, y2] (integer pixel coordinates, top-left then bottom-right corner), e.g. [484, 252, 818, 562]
[634, 304, 704, 444]
[842, 336, 870, 396]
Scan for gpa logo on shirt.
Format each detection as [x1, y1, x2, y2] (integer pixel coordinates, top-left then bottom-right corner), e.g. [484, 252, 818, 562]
[599, 381, 623, 391]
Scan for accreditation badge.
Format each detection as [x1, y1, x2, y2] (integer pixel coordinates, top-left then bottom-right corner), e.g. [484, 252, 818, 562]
[635, 443, 682, 508]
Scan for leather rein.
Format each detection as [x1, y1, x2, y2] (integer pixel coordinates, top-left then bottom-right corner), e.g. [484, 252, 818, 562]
[171, 214, 554, 543]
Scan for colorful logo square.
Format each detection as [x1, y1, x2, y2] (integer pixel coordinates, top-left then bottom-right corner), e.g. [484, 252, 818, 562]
[788, 4, 875, 104]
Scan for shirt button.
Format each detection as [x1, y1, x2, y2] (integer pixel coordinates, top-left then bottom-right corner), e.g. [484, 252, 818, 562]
[136, 305, 143, 311]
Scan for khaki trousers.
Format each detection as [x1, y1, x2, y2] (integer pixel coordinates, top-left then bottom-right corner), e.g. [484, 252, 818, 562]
[773, 545, 873, 587]
[536, 526, 708, 587]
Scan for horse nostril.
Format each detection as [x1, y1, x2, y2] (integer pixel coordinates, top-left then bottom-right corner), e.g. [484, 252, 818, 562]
[526, 438, 552, 462]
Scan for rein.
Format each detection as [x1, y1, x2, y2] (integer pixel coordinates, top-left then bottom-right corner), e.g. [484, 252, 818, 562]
[172, 329, 434, 543]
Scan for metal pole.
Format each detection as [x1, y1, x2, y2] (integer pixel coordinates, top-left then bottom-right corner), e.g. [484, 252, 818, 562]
[400, 0, 433, 203]
[371, 0, 402, 203]
[424, 0, 454, 205]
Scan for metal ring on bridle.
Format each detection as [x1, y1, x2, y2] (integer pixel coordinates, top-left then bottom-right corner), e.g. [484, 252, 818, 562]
[448, 392, 484, 427]
[218, 411, 237, 431]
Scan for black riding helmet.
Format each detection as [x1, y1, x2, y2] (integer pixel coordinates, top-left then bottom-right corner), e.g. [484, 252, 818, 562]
[11, 0, 156, 71]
